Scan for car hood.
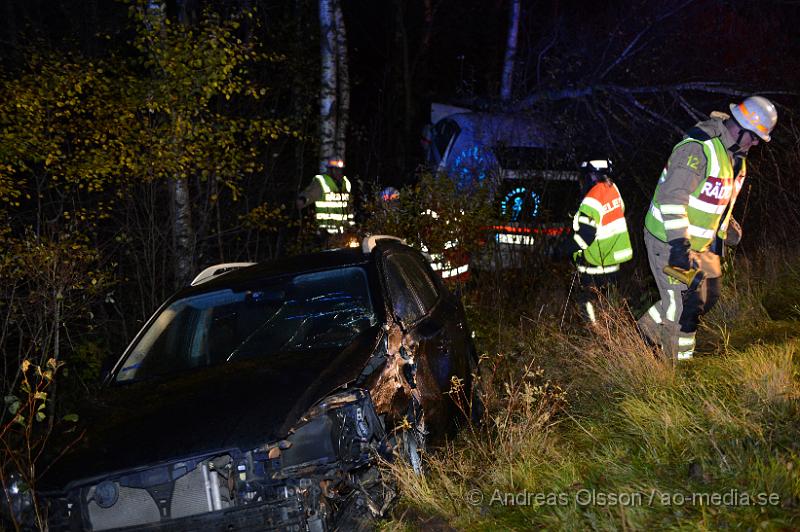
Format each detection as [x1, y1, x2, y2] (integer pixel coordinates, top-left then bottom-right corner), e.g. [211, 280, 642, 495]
[40, 326, 383, 492]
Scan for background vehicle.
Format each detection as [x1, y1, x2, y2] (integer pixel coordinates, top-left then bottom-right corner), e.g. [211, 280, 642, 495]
[423, 103, 580, 268]
[30, 237, 477, 531]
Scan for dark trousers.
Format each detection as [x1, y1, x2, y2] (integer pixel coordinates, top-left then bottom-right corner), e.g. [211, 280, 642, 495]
[679, 276, 721, 333]
[576, 271, 619, 323]
[637, 230, 722, 359]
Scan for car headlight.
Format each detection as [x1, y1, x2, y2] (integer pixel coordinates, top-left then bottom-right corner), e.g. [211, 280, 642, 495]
[2, 472, 33, 524]
[280, 389, 386, 470]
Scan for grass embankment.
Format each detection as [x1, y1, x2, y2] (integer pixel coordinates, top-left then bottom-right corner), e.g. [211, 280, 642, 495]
[385, 257, 800, 531]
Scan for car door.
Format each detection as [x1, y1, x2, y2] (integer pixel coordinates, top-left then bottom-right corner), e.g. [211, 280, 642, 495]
[377, 244, 472, 436]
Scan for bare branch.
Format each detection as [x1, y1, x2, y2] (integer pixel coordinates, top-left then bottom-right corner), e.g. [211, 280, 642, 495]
[598, 0, 697, 81]
[586, 98, 627, 152]
[623, 93, 684, 135]
[673, 90, 705, 122]
[598, 96, 635, 132]
[536, 27, 558, 86]
[515, 81, 773, 110]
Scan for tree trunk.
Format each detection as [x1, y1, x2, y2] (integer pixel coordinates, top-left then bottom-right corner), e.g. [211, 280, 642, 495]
[169, 178, 194, 287]
[171, 0, 195, 287]
[318, 0, 337, 172]
[293, 0, 307, 196]
[46, 287, 62, 425]
[500, 0, 521, 101]
[333, 0, 349, 161]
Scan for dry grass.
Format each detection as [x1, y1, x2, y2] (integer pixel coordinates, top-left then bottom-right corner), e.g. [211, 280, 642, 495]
[567, 303, 676, 399]
[383, 260, 800, 531]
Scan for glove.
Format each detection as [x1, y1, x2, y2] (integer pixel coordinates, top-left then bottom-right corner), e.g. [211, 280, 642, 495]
[667, 238, 692, 270]
[725, 218, 742, 246]
[558, 236, 580, 261]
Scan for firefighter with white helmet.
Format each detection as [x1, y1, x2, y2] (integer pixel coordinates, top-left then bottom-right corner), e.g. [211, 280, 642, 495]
[566, 157, 633, 323]
[729, 95, 778, 142]
[637, 96, 778, 360]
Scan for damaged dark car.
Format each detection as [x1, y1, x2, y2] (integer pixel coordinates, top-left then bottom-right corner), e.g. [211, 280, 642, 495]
[22, 236, 478, 531]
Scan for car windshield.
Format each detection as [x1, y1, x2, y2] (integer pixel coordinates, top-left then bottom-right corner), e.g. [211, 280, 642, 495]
[115, 267, 376, 383]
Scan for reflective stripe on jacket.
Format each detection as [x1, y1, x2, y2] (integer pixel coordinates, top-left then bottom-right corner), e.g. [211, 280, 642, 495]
[420, 209, 470, 282]
[644, 136, 745, 252]
[572, 182, 632, 269]
[313, 174, 355, 234]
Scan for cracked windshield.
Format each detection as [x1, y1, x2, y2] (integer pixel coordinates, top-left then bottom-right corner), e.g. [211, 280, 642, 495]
[116, 267, 376, 383]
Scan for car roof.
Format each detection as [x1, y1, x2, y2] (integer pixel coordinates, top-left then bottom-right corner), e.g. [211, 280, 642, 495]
[179, 247, 374, 297]
[444, 111, 547, 149]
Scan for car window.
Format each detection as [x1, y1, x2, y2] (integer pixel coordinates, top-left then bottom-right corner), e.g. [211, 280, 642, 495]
[115, 267, 376, 383]
[385, 252, 440, 324]
[432, 119, 460, 161]
[385, 257, 423, 324]
[400, 253, 440, 310]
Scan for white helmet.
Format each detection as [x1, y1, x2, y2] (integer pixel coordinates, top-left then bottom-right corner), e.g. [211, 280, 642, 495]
[580, 158, 613, 176]
[729, 96, 777, 142]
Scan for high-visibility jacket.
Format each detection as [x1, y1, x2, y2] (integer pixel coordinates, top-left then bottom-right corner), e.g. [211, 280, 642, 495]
[572, 181, 632, 274]
[313, 174, 355, 234]
[644, 136, 745, 252]
[420, 209, 470, 282]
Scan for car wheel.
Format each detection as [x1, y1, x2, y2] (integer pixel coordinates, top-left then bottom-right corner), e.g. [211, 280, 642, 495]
[333, 467, 396, 531]
[468, 346, 485, 426]
[333, 494, 376, 532]
[469, 380, 485, 426]
[395, 398, 426, 475]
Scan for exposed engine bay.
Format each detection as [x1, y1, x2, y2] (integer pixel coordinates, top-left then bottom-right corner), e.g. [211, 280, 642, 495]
[43, 390, 395, 531]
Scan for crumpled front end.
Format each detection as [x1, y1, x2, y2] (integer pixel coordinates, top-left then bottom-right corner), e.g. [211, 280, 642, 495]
[42, 389, 391, 531]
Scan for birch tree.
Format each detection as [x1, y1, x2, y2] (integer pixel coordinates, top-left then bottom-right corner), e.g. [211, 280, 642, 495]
[170, 0, 194, 288]
[132, 1, 293, 288]
[0, 1, 296, 390]
[333, 0, 350, 161]
[500, 0, 521, 101]
[142, 0, 194, 287]
[317, 0, 350, 171]
[318, 0, 337, 172]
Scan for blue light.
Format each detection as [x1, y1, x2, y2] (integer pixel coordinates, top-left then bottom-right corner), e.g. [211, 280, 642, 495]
[500, 187, 540, 221]
[450, 146, 490, 192]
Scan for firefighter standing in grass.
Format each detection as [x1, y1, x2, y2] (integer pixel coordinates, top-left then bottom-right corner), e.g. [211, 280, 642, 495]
[296, 156, 356, 240]
[637, 96, 778, 361]
[568, 158, 633, 323]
